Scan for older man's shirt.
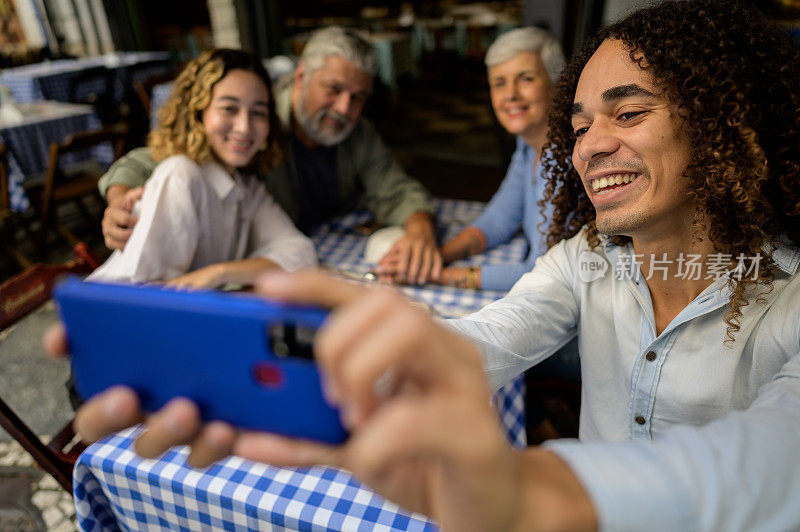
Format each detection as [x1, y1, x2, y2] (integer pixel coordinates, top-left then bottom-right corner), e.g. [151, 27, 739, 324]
[448, 230, 800, 531]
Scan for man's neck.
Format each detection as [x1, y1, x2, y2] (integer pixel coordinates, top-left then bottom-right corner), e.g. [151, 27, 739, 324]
[630, 225, 717, 334]
[292, 115, 320, 150]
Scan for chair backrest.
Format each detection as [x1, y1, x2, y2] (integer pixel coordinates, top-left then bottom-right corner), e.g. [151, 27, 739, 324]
[133, 70, 177, 118]
[0, 242, 98, 330]
[58, 121, 128, 160]
[0, 242, 99, 492]
[43, 122, 128, 190]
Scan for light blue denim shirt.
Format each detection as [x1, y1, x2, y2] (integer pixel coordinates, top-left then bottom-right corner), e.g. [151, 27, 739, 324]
[471, 136, 552, 291]
[448, 229, 800, 531]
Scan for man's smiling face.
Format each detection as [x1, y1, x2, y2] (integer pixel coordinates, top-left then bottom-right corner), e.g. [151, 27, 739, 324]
[571, 39, 694, 240]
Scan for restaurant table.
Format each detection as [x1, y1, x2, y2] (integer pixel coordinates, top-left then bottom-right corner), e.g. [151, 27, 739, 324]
[74, 198, 528, 531]
[0, 51, 171, 104]
[0, 101, 112, 212]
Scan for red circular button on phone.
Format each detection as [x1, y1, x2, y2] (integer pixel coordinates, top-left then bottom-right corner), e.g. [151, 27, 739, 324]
[253, 362, 285, 389]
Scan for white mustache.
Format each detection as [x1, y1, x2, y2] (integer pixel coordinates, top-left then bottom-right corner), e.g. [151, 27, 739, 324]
[319, 110, 350, 128]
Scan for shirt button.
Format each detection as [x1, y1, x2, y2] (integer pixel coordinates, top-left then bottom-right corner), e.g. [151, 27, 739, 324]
[635, 415, 646, 425]
[645, 351, 657, 361]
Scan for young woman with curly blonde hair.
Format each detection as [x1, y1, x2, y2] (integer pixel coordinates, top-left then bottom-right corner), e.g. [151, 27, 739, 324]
[90, 49, 316, 287]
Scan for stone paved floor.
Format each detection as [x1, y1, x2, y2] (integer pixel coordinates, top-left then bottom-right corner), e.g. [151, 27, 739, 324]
[0, 301, 80, 532]
[0, 440, 76, 531]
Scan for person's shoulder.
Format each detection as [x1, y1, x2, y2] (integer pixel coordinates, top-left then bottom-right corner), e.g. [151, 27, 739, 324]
[154, 154, 201, 172]
[545, 226, 607, 270]
[347, 117, 378, 142]
[150, 154, 205, 186]
[125, 146, 156, 164]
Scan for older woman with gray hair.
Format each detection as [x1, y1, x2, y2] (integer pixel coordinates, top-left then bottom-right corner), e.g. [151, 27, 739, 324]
[438, 27, 565, 291]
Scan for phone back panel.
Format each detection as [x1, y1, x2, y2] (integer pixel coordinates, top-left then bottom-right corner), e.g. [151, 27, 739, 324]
[55, 277, 347, 444]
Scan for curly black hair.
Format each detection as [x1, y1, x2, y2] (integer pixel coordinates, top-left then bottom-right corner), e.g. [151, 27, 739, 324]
[540, 0, 800, 341]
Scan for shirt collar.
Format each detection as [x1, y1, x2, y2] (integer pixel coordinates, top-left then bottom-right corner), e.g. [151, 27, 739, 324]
[203, 161, 239, 199]
[766, 237, 799, 274]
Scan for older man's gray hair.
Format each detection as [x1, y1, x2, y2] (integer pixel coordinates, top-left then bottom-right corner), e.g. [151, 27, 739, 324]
[485, 27, 565, 85]
[301, 26, 377, 77]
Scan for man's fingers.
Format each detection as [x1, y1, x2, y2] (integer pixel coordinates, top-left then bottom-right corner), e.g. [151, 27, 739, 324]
[315, 289, 401, 405]
[74, 386, 144, 442]
[405, 243, 423, 284]
[255, 270, 368, 309]
[102, 206, 136, 250]
[104, 205, 137, 229]
[43, 323, 68, 358]
[233, 431, 343, 468]
[186, 421, 237, 469]
[343, 397, 455, 477]
[103, 223, 133, 242]
[133, 397, 201, 459]
[430, 252, 443, 281]
[416, 248, 434, 284]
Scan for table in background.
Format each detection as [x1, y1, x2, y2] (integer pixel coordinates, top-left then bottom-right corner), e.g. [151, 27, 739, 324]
[0, 52, 171, 104]
[74, 199, 527, 531]
[0, 101, 112, 212]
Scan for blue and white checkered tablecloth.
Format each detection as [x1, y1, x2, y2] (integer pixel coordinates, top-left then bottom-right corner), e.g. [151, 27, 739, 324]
[311, 198, 528, 447]
[0, 101, 113, 212]
[311, 198, 527, 318]
[73, 199, 528, 531]
[75, 428, 438, 532]
[0, 52, 172, 104]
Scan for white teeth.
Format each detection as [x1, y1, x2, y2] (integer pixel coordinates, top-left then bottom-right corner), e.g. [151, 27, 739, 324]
[591, 173, 637, 192]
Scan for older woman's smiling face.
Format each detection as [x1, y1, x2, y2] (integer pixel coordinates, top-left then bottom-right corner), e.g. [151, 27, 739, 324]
[488, 51, 552, 145]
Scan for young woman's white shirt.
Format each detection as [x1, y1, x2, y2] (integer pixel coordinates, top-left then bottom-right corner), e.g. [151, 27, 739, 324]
[90, 155, 317, 283]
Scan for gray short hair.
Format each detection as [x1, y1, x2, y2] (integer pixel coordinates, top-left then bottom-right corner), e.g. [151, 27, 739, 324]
[485, 27, 565, 85]
[300, 26, 377, 77]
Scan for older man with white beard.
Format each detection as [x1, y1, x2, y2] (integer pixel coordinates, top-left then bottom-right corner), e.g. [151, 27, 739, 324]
[99, 28, 442, 284]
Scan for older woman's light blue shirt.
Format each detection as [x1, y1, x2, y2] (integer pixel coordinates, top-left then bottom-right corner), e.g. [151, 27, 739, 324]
[471, 136, 551, 291]
[449, 230, 800, 531]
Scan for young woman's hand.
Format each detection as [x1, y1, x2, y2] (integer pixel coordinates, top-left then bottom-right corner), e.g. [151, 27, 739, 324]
[164, 264, 224, 289]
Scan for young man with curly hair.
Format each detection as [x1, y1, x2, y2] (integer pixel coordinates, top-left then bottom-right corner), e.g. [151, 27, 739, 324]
[52, 1, 800, 530]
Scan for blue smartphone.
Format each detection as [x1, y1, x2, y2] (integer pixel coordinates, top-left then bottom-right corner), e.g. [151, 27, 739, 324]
[54, 277, 347, 444]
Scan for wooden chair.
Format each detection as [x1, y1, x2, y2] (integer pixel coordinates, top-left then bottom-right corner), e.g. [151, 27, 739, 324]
[129, 69, 177, 145]
[0, 242, 100, 492]
[36, 122, 127, 256]
[132, 69, 177, 123]
[0, 144, 32, 270]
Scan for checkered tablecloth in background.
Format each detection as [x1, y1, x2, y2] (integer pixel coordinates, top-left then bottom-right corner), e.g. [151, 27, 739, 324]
[73, 199, 529, 531]
[0, 52, 172, 104]
[0, 102, 113, 212]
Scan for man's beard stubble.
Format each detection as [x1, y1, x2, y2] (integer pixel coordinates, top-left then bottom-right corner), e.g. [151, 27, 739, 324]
[295, 85, 356, 147]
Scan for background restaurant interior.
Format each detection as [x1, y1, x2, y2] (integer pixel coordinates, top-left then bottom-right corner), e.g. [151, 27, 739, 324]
[1, 0, 798, 279]
[0, 0, 799, 529]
